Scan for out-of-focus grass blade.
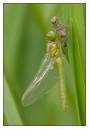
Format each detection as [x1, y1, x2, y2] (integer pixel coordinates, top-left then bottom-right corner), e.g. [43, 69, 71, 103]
[71, 4, 85, 125]
[4, 76, 23, 125]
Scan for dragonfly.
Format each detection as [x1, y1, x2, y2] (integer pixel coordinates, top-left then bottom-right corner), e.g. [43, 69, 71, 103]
[21, 30, 67, 112]
[22, 26, 67, 111]
[51, 16, 69, 63]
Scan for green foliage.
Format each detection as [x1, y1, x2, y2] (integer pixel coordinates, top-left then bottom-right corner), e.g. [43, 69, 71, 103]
[4, 3, 86, 125]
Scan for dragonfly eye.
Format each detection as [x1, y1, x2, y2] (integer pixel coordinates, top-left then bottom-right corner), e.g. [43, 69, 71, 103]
[46, 31, 56, 41]
[51, 16, 57, 24]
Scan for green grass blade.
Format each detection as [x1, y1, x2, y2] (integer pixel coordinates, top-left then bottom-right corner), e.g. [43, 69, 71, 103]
[70, 4, 86, 125]
[4, 76, 23, 125]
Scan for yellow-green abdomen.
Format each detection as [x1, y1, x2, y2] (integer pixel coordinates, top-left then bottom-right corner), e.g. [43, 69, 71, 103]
[56, 57, 67, 112]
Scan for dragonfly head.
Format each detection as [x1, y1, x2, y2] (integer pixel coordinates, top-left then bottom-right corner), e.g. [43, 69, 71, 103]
[46, 31, 56, 41]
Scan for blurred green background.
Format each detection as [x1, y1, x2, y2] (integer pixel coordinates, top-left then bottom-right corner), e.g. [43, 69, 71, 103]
[4, 3, 86, 125]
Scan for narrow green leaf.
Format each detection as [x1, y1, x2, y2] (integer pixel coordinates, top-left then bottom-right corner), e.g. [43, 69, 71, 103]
[4, 76, 23, 125]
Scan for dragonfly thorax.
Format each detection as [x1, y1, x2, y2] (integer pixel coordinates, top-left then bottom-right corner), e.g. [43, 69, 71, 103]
[47, 42, 59, 58]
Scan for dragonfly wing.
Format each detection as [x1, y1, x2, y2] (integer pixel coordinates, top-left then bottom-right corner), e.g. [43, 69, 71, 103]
[21, 53, 59, 106]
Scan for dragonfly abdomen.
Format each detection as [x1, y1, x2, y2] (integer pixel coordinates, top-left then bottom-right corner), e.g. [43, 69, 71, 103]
[56, 57, 67, 112]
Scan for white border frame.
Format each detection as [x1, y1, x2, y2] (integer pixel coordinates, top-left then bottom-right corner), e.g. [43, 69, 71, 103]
[0, 0, 88, 128]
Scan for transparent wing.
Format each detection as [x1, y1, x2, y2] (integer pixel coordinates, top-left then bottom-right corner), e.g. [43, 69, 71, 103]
[21, 53, 59, 106]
